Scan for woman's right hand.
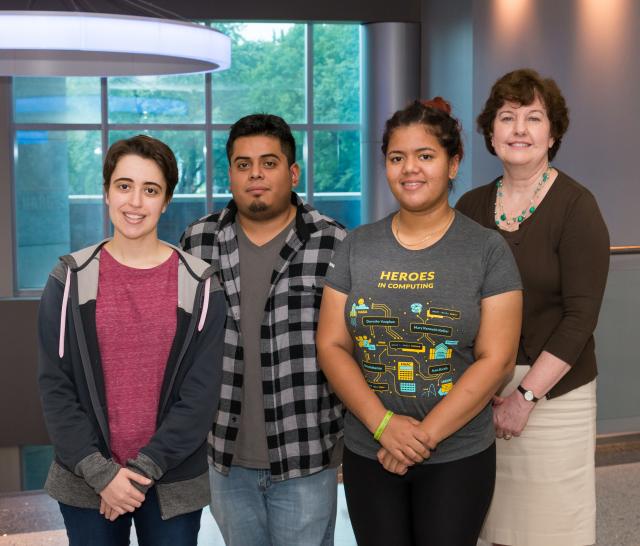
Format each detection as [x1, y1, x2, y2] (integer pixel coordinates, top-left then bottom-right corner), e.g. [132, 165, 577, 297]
[99, 468, 151, 519]
[377, 447, 410, 475]
[377, 414, 432, 465]
[100, 498, 120, 522]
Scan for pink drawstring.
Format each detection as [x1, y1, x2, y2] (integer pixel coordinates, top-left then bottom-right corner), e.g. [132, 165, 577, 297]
[198, 277, 211, 332]
[59, 267, 71, 358]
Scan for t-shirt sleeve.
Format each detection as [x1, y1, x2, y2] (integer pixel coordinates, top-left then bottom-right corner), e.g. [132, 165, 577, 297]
[324, 232, 353, 294]
[480, 231, 523, 298]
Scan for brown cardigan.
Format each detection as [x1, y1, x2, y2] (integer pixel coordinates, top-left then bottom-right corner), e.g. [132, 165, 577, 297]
[456, 170, 610, 399]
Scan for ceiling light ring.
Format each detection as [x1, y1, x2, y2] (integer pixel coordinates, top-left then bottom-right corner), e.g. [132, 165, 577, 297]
[0, 10, 231, 76]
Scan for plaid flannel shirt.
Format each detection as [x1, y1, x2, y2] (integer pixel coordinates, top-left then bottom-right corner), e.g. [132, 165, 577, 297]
[180, 193, 347, 480]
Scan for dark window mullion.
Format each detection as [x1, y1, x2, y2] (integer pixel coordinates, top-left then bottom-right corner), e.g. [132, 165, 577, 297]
[101, 77, 109, 239]
[205, 72, 213, 213]
[306, 24, 314, 204]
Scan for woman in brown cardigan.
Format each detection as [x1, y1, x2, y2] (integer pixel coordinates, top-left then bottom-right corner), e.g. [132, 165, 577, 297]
[456, 69, 609, 546]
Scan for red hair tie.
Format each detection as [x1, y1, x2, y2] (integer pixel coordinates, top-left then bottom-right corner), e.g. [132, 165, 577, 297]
[421, 96, 452, 115]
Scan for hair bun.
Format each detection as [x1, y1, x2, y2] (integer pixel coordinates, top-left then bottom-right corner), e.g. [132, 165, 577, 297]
[421, 96, 452, 115]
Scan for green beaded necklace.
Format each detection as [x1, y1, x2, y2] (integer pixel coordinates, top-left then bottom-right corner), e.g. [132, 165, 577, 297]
[495, 168, 551, 226]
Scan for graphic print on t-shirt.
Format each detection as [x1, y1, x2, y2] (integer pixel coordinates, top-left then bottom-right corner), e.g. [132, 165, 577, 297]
[349, 269, 461, 399]
[326, 213, 522, 462]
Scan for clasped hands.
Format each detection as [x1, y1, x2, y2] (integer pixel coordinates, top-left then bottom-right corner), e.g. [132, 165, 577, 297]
[492, 390, 534, 440]
[375, 414, 435, 476]
[99, 468, 152, 521]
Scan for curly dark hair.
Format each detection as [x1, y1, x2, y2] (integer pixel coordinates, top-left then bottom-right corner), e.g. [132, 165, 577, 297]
[381, 97, 464, 163]
[103, 135, 178, 202]
[477, 69, 569, 161]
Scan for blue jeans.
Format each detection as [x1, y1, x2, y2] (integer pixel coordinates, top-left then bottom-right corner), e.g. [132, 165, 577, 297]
[59, 487, 202, 546]
[209, 465, 338, 546]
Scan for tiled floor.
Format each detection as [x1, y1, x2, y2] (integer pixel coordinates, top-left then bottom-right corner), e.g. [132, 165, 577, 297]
[2, 436, 640, 546]
[0, 486, 356, 546]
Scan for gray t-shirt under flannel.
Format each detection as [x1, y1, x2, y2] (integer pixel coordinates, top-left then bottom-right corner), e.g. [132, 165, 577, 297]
[325, 212, 522, 464]
[234, 221, 294, 468]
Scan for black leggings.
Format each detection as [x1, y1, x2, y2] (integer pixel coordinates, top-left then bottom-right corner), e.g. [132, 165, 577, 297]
[343, 444, 496, 546]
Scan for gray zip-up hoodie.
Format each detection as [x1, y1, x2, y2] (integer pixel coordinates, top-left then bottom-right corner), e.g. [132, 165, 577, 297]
[38, 240, 225, 519]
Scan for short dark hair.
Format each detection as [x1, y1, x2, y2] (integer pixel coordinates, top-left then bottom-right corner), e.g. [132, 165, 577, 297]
[477, 68, 569, 161]
[381, 97, 464, 162]
[103, 135, 179, 201]
[226, 114, 296, 166]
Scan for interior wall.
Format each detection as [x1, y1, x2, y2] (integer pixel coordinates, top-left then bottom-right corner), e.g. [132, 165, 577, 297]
[0, 299, 48, 447]
[422, 0, 640, 433]
[595, 256, 640, 433]
[0, 448, 21, 491]
[422, 0, 640, 245]
[420, 0, 473, 203]
[362, 23, 422, 222]
[471, 0, 639, 247]
[472, 0, 640, 433]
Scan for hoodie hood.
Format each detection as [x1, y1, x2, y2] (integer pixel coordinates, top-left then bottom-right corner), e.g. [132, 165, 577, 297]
[56, 239, 216, 282]
[53, 239, 218, 358]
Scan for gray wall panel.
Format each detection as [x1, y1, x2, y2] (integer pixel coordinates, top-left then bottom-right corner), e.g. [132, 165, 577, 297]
[469, 0, 640, 431]
[594, 255, 640, 433]
[0, 299, 49, 447]
[470, 0, 639, 247]
[420, 0, 473, 203]
[425, 0, 640, 431]
[362, 23, 421, 222]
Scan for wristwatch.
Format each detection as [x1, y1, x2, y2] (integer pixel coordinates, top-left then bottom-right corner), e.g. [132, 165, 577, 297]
[517, 384, 539, 403]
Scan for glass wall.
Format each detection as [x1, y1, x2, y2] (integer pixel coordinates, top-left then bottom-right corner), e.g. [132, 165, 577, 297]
[14, 128, 103, 289]
[12, 23, 361, 292]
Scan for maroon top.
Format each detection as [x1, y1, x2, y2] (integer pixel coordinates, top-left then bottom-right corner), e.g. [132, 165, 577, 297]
[456, 170, 610, 399]
[96, 248, 178, 464]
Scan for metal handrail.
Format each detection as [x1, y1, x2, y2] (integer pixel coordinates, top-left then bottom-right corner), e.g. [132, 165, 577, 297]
[610, 246, 640, 255]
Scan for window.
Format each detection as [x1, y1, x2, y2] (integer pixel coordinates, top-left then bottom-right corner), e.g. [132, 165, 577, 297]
[11, 23, 361, 293]
[14, 128, 103, 289]
[209, 23, 360, 221]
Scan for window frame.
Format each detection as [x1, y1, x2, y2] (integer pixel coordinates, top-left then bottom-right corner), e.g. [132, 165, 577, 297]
[8, 23, 361, 297]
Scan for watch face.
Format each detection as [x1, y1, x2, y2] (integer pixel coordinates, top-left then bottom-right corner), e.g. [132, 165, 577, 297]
[524, 390, 534, 402]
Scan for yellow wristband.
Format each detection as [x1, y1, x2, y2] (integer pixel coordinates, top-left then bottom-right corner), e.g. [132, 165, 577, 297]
[373, 410, 394, 441]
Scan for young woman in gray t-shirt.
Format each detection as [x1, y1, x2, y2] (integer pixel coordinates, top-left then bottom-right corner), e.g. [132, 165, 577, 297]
[317, 99, 523, 545]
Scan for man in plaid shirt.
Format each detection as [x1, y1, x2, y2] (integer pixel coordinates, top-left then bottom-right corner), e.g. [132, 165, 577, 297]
[181, 114, 346, 545]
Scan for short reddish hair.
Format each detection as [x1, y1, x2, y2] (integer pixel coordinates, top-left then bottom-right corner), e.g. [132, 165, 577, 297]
[477, 69, 569, 161]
